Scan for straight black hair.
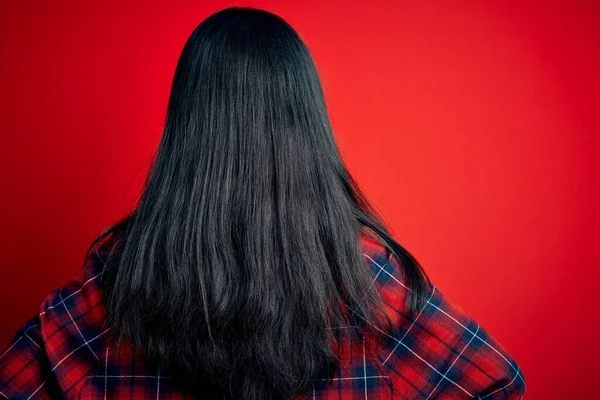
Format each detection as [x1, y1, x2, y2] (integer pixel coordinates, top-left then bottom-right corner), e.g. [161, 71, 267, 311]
[88, 6, 430, 399]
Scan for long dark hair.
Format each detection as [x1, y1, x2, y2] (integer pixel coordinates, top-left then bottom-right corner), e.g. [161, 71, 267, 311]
[87, 6, 430, 399]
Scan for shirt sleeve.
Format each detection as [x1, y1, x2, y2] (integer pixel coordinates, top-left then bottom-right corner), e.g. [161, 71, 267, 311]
[0, 250, 112, 399]
[429, 287, 527, 399]
[370, 251, 526, 399]
[384, 284, 527, 399]
[0, 315, 58, 400]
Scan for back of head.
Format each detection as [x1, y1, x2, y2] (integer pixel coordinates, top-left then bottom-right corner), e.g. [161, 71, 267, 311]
[95, 6, 429, 399]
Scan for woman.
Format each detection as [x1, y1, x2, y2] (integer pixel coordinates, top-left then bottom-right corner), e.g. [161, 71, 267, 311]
[0, 6, 525, 400]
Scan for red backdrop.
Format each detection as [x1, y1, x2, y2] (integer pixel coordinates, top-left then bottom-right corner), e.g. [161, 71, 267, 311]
[1, 1, 598, 398]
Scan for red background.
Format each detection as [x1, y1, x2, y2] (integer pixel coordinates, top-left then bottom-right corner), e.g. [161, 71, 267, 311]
[1, 1, 598, 398]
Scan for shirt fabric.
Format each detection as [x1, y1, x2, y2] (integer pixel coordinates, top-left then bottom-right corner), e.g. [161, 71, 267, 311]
[0, 233, 526, 399]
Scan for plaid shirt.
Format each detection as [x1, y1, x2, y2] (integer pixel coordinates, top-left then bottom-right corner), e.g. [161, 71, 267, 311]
[0, 234, 525, 399]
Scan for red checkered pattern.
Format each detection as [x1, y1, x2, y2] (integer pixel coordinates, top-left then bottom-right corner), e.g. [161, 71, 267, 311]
[0, 234, 525, 399]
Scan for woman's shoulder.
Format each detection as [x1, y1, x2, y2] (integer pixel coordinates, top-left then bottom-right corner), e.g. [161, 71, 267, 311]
[0, 235, 115, 397]
[37, 233, 113, 339]
[357, 233, 526, 399]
